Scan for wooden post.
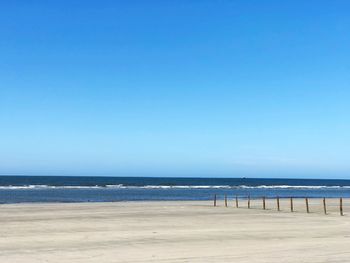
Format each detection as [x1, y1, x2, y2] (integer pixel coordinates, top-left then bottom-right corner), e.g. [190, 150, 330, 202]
[214, 194, 217, 207]
[235, 195, 239, 208]
[277, 196, 280, 211]
[340, 197, 343, 216]
[290, 197, 294, 212]
[248, 195, 251, 209]
[323, 198, 327, 215]
[305, 198, 309, 213]
[263, 196, 266, 210]
[225, 194, 228, 207]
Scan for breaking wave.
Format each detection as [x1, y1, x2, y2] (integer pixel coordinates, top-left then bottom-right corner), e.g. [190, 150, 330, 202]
[1, 184, 350, 190]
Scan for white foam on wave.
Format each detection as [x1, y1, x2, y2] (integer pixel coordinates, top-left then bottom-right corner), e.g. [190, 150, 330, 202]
[0, 185, 101, 189]
[239, 185, 350, 189]
[105, 185, 233, 189]
[0, 184, 350, 190]
[103, 185, 350, 189]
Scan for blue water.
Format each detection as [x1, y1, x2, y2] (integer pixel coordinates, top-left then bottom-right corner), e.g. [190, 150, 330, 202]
[1, 176, 350, 203]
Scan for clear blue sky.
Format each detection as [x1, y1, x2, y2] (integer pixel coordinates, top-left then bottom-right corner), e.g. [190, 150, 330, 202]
[1, 1, 350, 178]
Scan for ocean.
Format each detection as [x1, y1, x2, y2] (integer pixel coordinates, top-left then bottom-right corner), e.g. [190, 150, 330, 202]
[0, 176, 350, 204]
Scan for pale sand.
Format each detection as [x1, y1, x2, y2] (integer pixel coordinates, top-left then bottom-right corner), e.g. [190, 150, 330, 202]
[1, 198, 350, 263]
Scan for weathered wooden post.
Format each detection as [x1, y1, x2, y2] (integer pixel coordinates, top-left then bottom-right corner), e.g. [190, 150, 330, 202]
[277, 196, 280, 211]
[214, 194, 217, 207]
[340, 197, 343, 216]
[225, 194, 228, 207]
[263, 196, 266, 210]
[290, 197, 294, 212]
[235, 195, 239, 208]
[305, 197, 309, 213]
[323, 198, 327, 215]
[248, 195, 251, 209]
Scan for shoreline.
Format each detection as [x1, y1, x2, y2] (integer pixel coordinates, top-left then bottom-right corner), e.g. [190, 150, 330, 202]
[0, 198, 350, 207]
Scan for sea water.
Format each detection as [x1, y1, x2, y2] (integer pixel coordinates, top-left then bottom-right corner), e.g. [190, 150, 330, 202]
[1, 176, 350, 203]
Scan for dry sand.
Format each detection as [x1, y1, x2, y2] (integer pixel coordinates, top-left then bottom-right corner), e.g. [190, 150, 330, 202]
[1, 198, 350, 263]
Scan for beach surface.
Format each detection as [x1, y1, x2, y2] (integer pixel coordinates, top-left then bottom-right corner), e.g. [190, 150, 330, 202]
[1, 198, 350, 263]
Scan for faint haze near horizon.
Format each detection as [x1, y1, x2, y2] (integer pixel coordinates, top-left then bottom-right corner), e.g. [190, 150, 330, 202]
[1, 1, 350, 178]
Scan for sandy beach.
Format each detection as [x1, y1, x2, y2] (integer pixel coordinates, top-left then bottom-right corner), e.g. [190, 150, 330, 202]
[0, 198, 350, 263]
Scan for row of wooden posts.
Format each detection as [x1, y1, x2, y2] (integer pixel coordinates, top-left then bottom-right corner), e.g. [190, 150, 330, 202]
[213, 195, 344, 216]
